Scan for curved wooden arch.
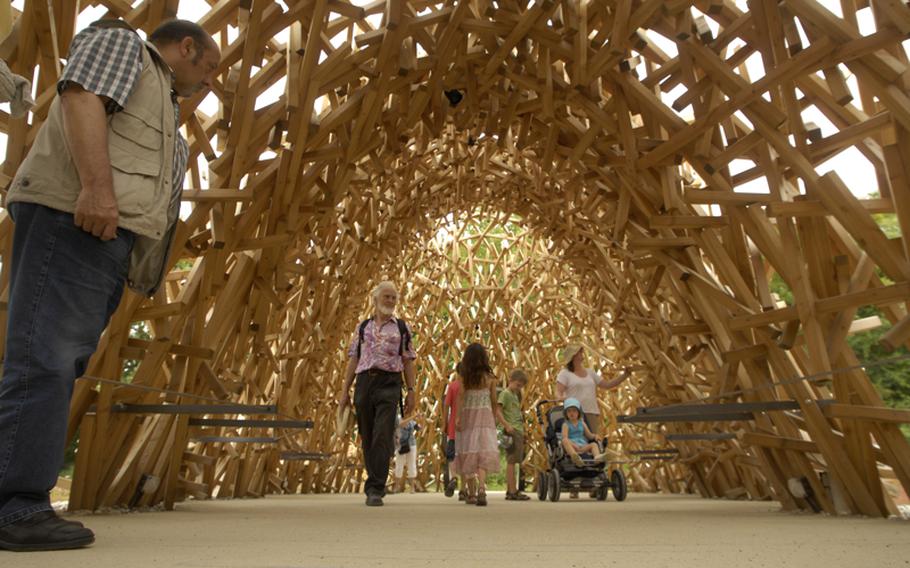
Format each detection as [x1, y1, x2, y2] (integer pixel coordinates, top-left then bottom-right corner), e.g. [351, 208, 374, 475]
[1, 0, 909, 516]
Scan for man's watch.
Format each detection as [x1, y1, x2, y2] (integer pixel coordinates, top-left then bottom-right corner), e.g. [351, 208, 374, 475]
[406, 386, 415, 392]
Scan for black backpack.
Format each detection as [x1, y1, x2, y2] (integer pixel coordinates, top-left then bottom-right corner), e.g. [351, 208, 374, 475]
[356, 318, 411, 359]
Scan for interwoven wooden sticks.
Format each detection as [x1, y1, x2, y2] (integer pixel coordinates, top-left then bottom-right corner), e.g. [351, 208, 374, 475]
[1, 0, 909, 516]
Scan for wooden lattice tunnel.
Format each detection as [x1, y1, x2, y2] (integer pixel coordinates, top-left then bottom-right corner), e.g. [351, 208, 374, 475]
[0, 0, 909, 516]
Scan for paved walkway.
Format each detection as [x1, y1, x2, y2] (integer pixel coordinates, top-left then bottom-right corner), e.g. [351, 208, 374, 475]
[7, 493, 910, 567]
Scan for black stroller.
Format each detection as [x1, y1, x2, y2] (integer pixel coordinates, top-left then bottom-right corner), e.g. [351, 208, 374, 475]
[534, 400, 628, 502]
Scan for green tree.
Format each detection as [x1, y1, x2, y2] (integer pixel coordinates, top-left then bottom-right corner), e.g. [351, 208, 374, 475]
[770, 271, 909, 438]
[847, 317, 910, 439]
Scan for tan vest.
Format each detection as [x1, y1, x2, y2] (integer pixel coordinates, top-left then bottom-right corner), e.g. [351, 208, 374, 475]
[6, 38, 179, 295]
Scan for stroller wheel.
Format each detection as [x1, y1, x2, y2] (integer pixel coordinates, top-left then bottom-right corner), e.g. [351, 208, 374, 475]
[611, 469, 628, 502]
[537, 470, 548, 501]
[548, 470, 561, 502]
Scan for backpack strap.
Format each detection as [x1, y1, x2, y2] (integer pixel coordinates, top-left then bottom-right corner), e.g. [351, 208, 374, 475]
[355, 319, 370, 359]
[395, 319, 411, 415]
[396, 318, 411, 356]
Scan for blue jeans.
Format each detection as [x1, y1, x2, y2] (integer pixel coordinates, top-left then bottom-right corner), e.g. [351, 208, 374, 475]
[0, 203, 133, 527]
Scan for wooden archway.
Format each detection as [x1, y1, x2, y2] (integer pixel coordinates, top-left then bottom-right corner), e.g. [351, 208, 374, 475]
[1, 0, 909, 516]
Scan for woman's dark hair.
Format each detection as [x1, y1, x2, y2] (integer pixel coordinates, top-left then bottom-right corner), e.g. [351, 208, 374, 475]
[458, 343, 492, 389]
[565, 347, 582, 373]
[149, 20, 213, 63]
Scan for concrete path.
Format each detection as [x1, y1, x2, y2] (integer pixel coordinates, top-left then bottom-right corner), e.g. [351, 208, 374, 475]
[7, 493, 910, 567]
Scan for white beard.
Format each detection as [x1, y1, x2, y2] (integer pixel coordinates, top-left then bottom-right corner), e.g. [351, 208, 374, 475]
[376, 304, 395, 317]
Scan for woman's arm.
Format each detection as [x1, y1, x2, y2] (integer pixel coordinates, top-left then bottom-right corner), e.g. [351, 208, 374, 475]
[556, 382, 567, 400]
[583, 421, 599, 441]
[582, 421, 603, 442]
[597, 367, 631, 390]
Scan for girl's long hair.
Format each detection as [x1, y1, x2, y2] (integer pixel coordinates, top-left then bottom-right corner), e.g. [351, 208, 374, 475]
[458, 343, 492, 389]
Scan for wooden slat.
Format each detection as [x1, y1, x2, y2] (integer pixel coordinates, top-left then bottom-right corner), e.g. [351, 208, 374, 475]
[2, 0, 905, 517]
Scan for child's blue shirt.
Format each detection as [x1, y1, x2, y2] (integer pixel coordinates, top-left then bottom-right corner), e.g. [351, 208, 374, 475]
[566, 419, 586, 446]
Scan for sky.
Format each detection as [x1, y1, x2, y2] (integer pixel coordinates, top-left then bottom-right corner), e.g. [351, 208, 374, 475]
[2, 0, 907, 201]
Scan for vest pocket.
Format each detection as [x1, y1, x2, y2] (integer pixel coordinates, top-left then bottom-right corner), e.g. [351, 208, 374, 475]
[109, 108, 164, 157]
[109, 143, 159, 215]
[108, 107, 164, 216]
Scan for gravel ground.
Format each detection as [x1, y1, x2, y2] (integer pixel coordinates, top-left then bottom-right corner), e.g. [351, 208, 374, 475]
[8, 492, 910, 568]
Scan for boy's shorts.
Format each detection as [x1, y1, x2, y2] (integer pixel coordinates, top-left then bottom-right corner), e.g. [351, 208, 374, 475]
[445, 439, 456, 462]
[505, 432, 525, 464]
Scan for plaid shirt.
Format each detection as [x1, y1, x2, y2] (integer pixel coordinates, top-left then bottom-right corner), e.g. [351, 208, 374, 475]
[58, 25, 188, 196]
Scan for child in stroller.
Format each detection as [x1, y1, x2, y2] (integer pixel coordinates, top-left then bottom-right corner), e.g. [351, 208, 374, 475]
[561, 398, 606, 466]
[534, 398, 628, 502]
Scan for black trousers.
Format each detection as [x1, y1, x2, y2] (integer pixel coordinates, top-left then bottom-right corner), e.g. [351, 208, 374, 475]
[354, 370, 402, 497]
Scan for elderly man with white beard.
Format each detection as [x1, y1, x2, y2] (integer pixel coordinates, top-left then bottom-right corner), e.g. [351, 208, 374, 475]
[339, 281, 417, 506]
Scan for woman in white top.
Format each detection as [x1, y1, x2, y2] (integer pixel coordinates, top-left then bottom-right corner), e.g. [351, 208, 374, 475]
[555, 343, 631, 436]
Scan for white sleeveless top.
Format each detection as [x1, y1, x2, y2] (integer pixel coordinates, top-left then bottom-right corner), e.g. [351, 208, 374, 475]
[556, 367, 603, 414]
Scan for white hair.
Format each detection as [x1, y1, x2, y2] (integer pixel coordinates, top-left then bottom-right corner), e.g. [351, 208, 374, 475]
[371, 281, 398, 301]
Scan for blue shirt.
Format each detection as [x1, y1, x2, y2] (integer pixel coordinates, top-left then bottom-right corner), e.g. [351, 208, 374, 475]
[566, 420, 586, 446]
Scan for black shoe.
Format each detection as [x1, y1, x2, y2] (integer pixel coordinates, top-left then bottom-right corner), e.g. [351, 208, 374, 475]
[444, 479, 457, 498]
[365, 494, 383, 507]
[0, 511, 95, 552]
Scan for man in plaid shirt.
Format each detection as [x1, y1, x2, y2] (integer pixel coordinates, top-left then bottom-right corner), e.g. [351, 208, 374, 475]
[0, 19, 219, 551]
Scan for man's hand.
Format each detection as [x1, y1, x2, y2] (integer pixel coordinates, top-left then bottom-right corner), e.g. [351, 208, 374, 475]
[339, 390, 351, 409]
[505, 424, 515, 435]
[404, 390, 416, 415]
[74, 185, 119, 240]
[60, 85, 118, 240]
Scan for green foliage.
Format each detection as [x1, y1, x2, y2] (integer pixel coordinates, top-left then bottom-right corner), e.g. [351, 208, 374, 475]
[847, 318, 910, 439]
[174, 258, 195, 271]
[122, 322, 151, 383]
[769, 272, 793, 306]
[873, 212, 902, 240]
[485, 454, 508, 490]
[868, 191, 902, 240]
[847, 320, 910, 408]
[59, 434, 77, 478]
[769, 265, 908, 437]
